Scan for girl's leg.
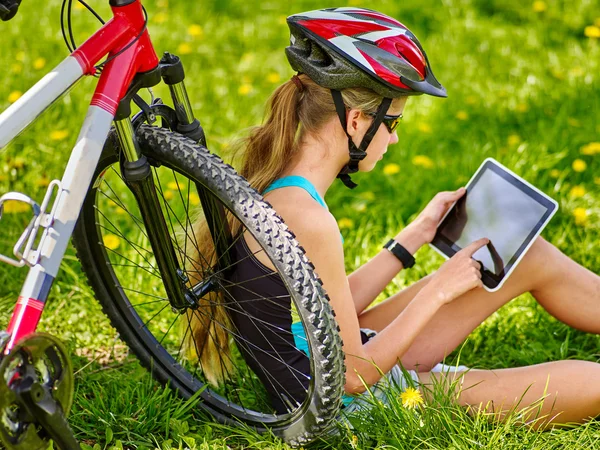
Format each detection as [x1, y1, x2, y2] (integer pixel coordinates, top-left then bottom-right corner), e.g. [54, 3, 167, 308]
[528, 239, 600, 334]
[358, 236, 600, 370]
[418, 360, 600, 428]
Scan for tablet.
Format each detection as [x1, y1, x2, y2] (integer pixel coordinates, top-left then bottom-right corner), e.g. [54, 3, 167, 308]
[430, 158, 558, 292]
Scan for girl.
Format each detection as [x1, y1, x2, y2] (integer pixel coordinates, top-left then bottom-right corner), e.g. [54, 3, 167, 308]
[194, 7, 600, 427]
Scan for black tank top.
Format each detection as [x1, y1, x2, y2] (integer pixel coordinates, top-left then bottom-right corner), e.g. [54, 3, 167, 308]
[225, 233, 371, 413]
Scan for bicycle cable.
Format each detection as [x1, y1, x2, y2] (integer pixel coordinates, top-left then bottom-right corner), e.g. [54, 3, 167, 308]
[60, 0, 148, 76]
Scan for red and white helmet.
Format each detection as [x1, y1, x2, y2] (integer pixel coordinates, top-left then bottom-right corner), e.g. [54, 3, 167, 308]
[286, 7, 447, 98]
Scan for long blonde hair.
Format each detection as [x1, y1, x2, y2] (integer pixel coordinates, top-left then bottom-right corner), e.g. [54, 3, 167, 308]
[184, 74, 394, 386]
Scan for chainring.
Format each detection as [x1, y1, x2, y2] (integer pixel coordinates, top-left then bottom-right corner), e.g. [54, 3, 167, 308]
[0, 333, 74, 450]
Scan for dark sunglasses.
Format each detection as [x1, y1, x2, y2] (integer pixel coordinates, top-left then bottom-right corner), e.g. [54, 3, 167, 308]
[367, 112, 403, 133]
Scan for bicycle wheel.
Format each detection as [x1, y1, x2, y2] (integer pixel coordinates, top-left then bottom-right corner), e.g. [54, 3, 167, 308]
[72, 125, 345, 445]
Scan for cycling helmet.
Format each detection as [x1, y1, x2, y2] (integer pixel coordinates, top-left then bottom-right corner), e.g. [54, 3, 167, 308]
[285, 7, 447, 188]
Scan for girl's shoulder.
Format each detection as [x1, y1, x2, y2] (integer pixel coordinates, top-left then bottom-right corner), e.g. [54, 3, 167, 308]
[263, 188, 339, 242]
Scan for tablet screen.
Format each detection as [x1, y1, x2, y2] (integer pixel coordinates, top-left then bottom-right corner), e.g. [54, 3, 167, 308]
[432, 160, 557, 288]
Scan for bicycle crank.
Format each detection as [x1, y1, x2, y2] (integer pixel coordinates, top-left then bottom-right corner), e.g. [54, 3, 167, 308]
[0, 333, 80, 450]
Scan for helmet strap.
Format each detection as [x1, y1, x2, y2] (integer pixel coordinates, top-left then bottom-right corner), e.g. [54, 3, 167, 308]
[331, 89, 392, 189]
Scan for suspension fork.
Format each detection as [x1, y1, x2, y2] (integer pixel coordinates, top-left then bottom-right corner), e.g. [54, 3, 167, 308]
[160, 52, 206, 147]
[159, 53, 234, 275]
[114, 117, 195, 312]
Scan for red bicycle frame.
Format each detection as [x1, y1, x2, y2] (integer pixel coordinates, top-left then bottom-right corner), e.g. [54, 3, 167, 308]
[74, 0, 159, 115]
[2, 0, 170, 352]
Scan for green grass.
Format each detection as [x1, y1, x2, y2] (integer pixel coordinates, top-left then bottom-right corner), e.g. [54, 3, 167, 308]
[1, 0, 600, 448]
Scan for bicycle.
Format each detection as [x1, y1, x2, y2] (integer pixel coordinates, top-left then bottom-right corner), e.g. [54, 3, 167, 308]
[0, 1, 345, 448]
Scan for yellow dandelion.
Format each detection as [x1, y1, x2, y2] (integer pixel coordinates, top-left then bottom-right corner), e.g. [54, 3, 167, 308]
[549, 169, 561, 178]
[412, 155, 435, 169]
[33, 58, 46, 70]
[569, 185, 586, 198]
[115, 208, 126, 215]
[580, 142, 600, 155]
[2, 201, 30, 214]
[8, 91, 22, 103]
[277, 15, 287, 25]
[238, 84, 252, 96]
[516, 103, 529, 113]
[15, 51, 25, 61]
[350, 434, 359, 448]
[507, 134, 521, 146]
[584, 26, 600, 39]
[152, 12, 168, 24]
[188, 24, 203, 38]
[383, 163, 401, 175]
[163, 190, 175, 201]
[532, 1, 547, 12]
[167, 181, 179, 190]
[417, 123, 432, 133]
[266, 72, 281, 83]
[103, 234, 121, 250]
[359, 191, 375, 201]
[189, 193, 200, 206]
[573, 208, 588, 226]
[10, 157, 26, 170]
[50, 130, 69, 141]
[400, 387, 424, 409]
[74, 1, 85, 10]
[177, 43, 193, 55]
[567, 118, 581, 127]
[465, 95, 477, 105]
[337, 218, 354, 229]
[572, 159, 587, 172]
[456, 110, 468, 120]
[11, 63, 22, 74]
[36, 176, 50, 188]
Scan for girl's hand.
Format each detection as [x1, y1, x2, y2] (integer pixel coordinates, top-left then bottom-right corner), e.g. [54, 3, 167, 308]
[412, 188, 466, 243]
[420, 237, 490, 306]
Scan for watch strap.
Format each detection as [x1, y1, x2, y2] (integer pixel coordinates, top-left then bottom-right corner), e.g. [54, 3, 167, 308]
[384, 238, 415, 269]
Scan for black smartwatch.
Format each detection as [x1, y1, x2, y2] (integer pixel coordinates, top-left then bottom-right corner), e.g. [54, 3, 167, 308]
[383, 238, 415, 269]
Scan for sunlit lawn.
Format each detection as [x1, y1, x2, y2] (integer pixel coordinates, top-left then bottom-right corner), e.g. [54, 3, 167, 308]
[0, 0, 599, 448]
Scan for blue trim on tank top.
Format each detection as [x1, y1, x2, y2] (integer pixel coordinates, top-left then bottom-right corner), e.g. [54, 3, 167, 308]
[262, 176, 344, 244]
[291, 322, 355, 407]
[263, 176, 328, 209]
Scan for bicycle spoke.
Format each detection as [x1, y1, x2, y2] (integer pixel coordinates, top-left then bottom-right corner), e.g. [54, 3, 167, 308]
[190, 307, 302, 412]
[96, 220, 153, 262]
[103, 246, 161, 279]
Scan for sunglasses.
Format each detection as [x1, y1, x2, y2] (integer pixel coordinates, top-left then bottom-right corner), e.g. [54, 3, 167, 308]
[367, 112, 403, 133]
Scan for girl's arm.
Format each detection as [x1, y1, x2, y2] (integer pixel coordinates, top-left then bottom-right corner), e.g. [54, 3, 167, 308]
[347, 221, 427, 314]
[347, 187, 468, 314]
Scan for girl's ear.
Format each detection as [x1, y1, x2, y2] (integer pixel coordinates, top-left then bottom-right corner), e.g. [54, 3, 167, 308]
[346, 109, 363, 136]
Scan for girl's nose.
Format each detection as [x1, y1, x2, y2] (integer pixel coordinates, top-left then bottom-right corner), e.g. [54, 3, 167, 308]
[389, 130, 399, 145]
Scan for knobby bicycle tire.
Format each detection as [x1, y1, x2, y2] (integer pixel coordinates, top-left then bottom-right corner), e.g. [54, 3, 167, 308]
[72, 125, 345, 446]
